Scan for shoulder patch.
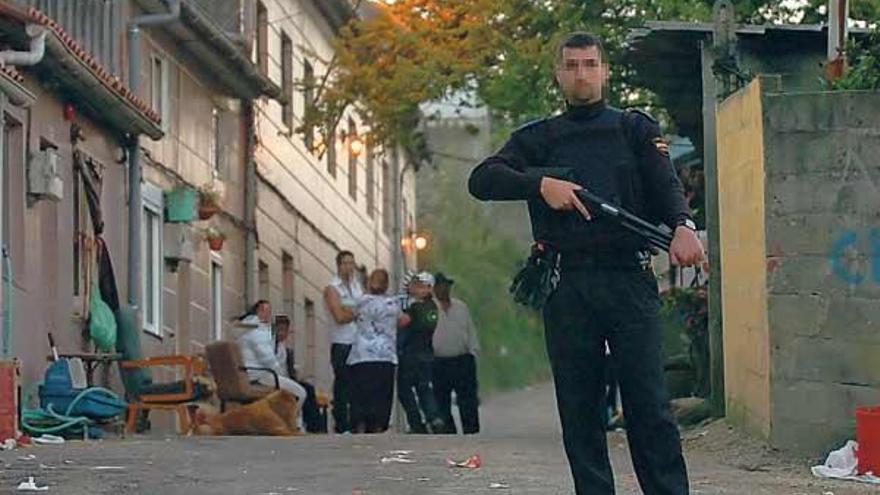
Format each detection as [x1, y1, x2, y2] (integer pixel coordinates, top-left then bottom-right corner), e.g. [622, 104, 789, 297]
[512, 117, 548, 133]
[625, 108, 658, 124]
[652, 136, 670, 156]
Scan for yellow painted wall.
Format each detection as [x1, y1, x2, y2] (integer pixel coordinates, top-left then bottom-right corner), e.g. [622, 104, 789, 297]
[716, 79, 771, 439]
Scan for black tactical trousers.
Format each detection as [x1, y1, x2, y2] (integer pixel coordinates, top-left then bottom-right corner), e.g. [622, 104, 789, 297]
[433, 354, 480, 434]
[543, 265, 689, 495]
[397, 356, 441, 433]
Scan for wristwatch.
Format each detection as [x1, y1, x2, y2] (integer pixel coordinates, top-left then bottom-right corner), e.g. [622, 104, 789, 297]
[676, 218, 697, 231]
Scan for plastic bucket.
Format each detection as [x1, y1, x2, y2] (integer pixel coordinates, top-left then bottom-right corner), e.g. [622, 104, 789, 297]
[856, 406, 880, 475]
[164, 186, 196, 223]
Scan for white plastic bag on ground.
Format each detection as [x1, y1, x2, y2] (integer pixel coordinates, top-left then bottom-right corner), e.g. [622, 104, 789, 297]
[16, 477, 49, 491]
[811, 440, 880, 484]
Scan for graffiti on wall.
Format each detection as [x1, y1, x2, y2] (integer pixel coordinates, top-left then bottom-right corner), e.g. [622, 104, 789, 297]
[829, 229, 880, 284]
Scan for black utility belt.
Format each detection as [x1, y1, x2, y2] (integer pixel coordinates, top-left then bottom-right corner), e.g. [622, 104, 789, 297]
[559, 250, 653, 271]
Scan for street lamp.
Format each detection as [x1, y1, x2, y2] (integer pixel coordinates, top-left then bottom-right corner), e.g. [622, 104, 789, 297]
[414, 235, 428, 251]
[339, 128, 365, 158]
[349, 135, 364, 158]
[402, 231, 429, 251]
[312, 133, 325, 154]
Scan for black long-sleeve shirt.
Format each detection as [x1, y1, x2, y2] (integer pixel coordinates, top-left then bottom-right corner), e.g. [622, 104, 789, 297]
[469, 101, 692, 253]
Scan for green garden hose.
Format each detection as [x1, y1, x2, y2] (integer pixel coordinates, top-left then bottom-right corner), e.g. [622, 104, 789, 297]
[20, 383, 123, 436]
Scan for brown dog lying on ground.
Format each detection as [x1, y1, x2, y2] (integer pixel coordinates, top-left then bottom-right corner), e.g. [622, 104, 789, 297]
[195, 390, 302, 436]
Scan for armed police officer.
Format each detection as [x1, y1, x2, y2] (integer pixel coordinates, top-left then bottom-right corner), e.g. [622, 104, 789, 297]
[468, 32, 704, 495]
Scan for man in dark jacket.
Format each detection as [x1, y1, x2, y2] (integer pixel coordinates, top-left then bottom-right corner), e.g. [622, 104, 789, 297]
[397, 272, 445, 434]
[468, 32, 704, 495]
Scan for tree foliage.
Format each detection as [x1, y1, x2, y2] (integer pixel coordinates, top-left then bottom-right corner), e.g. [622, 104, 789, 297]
[832, 25, 880, 90]
[298, 0, 879, 149]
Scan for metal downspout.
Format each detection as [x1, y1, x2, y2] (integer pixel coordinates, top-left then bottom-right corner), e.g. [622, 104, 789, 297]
[0, 24, 46, 67]
[0, 96, 7, 359]
[391, 147, 402, 290]
[243, 99, 256, 307]
[126, 0, 181, 308]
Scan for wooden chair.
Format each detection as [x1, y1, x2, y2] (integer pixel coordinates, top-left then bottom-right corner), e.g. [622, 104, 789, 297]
[204, 341, 279, 412]
[120, 355, 205, 435]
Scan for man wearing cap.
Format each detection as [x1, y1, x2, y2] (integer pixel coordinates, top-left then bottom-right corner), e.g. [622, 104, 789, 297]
[432, 272, 481, 434]
[397, 272, 445, 433]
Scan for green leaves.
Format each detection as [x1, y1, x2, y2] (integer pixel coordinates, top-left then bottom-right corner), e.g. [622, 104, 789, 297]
[307, 0, 880, 150]
[301, 0, 865, 148]
[831, 26, 880, 91]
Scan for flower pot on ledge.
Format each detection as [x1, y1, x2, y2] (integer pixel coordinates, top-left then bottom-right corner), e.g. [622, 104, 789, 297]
[198, 204, 219, 220]
[197, 183, 223, 220]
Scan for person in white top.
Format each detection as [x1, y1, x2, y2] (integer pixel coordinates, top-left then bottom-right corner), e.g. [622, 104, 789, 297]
[347, 268, 410, 433]
[235, 300, 307, 410]
[323, 250, 363, 434]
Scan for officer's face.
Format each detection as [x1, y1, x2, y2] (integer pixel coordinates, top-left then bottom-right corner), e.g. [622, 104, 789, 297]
[555, 46, 608, 105]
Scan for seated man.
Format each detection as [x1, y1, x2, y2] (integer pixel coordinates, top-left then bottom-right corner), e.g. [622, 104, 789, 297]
[236, 301, 307, 418]
[273, 314, 324, 433]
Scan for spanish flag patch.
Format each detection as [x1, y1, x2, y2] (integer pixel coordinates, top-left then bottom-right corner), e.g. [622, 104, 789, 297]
[652, 137, 670, 156]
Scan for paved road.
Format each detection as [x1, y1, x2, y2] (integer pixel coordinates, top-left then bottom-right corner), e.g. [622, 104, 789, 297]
[1, 383, 875, 494]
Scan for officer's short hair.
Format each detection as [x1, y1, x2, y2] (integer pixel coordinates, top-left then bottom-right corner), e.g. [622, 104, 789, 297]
[556, 32, 606, 64]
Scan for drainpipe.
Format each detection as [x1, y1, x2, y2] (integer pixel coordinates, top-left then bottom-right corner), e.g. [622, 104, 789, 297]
[126, 0, 180, 308]
[0, 95, 7, 360]
[243, 99, 256, 307]
[0, 25, 43, 358]
[391, 147, 403, 290]
[0, 24, 46, 67]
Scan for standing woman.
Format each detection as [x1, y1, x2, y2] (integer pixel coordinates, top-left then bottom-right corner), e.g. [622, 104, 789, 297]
[347, 269, 409, 433]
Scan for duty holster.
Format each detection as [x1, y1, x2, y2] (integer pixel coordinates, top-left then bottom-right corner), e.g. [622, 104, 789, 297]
[510, 242, 561, 310]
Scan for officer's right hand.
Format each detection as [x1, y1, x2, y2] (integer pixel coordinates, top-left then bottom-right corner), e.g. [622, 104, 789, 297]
[539, 177, 592, 220]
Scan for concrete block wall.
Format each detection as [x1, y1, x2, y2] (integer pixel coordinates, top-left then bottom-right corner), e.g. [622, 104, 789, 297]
[762, 90, 880, 454]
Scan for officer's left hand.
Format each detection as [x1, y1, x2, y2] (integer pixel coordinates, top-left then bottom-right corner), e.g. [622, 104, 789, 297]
[669, 227, 704, 267]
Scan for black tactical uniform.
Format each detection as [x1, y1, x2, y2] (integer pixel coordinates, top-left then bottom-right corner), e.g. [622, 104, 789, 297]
[398, 298, 443, 433]
[469, 101, 692, 495]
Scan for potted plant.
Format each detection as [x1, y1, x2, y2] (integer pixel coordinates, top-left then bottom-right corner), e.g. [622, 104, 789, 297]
[203, 226, 226, 251]
[659, 286, 710, 399]
[197, 184, 222, 220]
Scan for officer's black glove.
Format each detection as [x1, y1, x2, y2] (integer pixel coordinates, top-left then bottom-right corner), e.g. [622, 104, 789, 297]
[510, 242, 561, 310]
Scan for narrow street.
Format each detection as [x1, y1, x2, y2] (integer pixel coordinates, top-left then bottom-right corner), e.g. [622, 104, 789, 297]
[0, 383, 875, 494]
